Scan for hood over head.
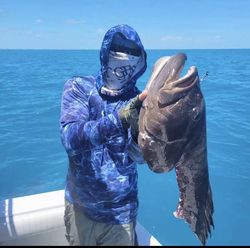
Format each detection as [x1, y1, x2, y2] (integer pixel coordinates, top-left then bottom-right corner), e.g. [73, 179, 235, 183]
[96, 24, 147, 97]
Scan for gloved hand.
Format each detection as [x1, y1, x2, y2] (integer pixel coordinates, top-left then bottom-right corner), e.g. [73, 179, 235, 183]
[118, 90, 147, 143]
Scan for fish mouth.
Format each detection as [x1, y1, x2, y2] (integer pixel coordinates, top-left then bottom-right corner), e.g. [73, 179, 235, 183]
[175, 65, 198, 87]
[168, 53, 188, 82]
[165, 53, 198, 86]
[146, 53, 189, 90]
[158, 53, 199, 95]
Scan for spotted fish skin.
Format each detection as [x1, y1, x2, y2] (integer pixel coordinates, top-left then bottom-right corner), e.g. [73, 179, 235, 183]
[138, 53, 214, 245]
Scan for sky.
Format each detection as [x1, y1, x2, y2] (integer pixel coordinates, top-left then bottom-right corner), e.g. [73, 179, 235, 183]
[0, 0, 250, 49]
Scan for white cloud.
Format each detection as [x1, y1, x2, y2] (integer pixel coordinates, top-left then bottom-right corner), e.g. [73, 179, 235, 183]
[35, 34, 42, 38]
[214, 35, 222, 40]
[65, 19, 85, 25]
[96, 28, 105, 35]
[35, 19, 43, 23]
[160, 35, 182, 41]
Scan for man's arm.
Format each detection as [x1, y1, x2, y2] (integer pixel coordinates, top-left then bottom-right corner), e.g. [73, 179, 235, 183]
[60, 78, 125, 156]
[118, 90, 148, 164]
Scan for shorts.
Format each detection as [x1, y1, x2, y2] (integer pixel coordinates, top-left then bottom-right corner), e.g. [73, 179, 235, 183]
[64, 199, 138, 246]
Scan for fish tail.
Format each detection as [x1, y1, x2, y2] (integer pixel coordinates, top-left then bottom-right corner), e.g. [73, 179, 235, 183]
[196, 184, 214, 245]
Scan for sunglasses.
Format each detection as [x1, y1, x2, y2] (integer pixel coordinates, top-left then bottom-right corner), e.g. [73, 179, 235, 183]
[110, 33, 142, 56]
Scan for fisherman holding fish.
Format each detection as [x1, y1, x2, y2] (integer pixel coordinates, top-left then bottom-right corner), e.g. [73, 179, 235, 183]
[60, 24, 148, 246]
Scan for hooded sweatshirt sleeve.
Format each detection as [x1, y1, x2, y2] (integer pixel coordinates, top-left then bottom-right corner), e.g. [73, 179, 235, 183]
[60, 77, 124, 155]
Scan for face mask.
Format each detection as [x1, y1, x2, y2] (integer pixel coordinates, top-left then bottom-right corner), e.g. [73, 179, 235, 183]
[105, 51, 141, 90]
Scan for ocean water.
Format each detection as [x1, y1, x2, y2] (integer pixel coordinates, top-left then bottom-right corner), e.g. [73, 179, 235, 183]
[0, 49, 249, 246]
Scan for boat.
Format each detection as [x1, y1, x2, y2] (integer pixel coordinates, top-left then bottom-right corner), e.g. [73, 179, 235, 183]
[0, 189, 161, 246]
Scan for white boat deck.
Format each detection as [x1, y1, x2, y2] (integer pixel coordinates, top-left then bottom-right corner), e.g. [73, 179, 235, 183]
[0, 190, 161, 246]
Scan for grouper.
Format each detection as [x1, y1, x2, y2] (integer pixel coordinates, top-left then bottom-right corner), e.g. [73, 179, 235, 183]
[138, 53, 214, 245]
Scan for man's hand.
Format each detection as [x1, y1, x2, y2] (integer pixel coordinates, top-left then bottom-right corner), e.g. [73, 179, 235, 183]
[118, 90, 147, 143]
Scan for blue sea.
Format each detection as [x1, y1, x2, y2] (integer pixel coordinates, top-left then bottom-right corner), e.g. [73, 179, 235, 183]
[0, 49, 249, 246]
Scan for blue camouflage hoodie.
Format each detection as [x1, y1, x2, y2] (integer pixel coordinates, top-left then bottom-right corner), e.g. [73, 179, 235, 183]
[60, 24, 147, 224]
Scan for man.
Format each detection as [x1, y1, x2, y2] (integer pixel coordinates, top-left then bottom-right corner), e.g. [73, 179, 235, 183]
[60, 24, 147, 246]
